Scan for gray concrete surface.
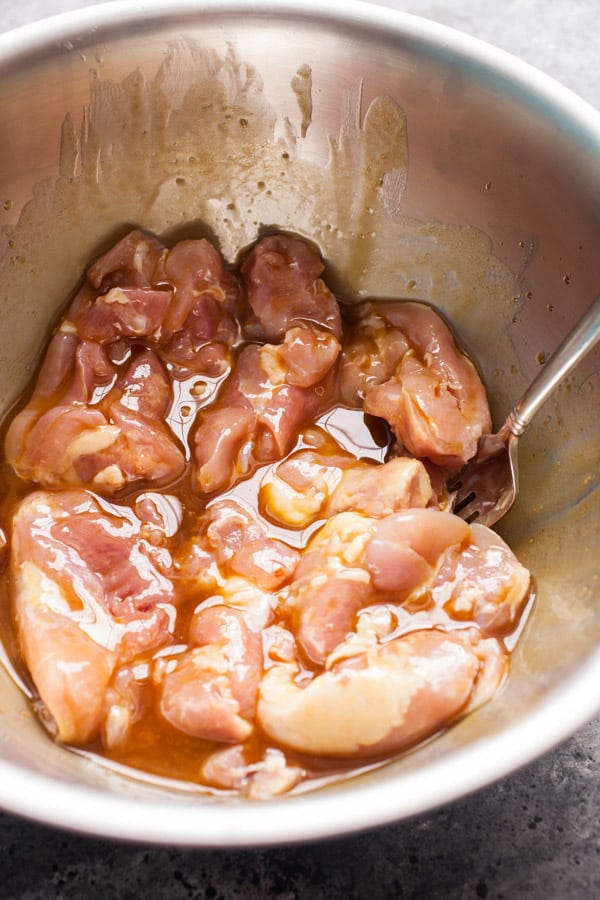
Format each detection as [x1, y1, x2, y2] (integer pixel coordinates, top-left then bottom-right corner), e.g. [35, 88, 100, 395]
[0, 1, 599, 896]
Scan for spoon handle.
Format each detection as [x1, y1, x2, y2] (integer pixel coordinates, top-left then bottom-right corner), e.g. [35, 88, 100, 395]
[505, 293, 600, 436]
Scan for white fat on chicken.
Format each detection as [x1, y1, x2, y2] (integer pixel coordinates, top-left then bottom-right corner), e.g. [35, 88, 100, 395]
[257, 629, 485, 758]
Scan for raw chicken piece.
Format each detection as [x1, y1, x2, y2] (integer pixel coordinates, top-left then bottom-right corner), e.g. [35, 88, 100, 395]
[201, 500, 300, 589]
[201, 745, 304, 798]
[257, 627, 500, 758]
[340, 301, 492, 469]
[177, 499, 300, 592]
[261, 450, 433, 528]
[86, 229, 166, 291]
[65, 230, 170, 342]
[5, 337, 117, 488]
[157, 604, 265, 743]
[241, 234, 342, 342]
[160, 291, 239, 378]
[64, 231, 242, 379]
[434, 523, 532, 636]
[157, 238, 242, 377]
[11, 490, 176, 744]
[6, 341, 185, 494]
[156, 238, 241, 339]
[193, 325, 339, 493]
[284, 507, 531, 669]
[259, 323, 340, 388]
[192, 404, 255, 495]
[79, 348, 186, 491]
[67, 286, 172, 344]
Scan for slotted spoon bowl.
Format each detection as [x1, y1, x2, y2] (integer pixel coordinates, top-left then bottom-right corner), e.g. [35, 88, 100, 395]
[451, 293, 600, 526]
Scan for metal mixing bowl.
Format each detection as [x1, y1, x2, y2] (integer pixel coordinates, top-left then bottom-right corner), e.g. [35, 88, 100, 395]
[0, 0, 598, 845]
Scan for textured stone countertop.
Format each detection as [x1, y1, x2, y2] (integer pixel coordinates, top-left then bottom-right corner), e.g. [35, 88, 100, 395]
[0, 1, 598, 897]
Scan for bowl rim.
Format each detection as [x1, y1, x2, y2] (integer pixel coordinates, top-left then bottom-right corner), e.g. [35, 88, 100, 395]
[0, 0, 599, 846]
[1, 649, 599, 846]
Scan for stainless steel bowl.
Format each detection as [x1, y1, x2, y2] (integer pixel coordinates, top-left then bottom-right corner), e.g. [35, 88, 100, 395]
[0, 0, 598, 845]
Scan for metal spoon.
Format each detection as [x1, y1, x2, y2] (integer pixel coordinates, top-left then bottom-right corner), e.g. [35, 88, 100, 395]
[451, 293, 600, 526]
